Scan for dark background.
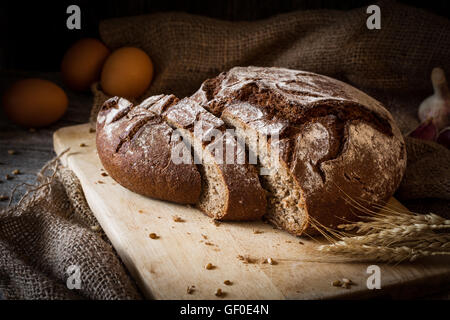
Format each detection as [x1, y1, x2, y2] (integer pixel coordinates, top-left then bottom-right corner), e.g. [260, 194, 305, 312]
[1, 0, 449, 72]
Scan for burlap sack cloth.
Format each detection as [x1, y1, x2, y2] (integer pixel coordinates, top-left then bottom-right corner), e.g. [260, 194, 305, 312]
[1, 1, 449, 299]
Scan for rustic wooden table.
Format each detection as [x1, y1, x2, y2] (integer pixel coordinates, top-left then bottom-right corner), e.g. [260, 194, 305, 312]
[0, 71, 93, 209]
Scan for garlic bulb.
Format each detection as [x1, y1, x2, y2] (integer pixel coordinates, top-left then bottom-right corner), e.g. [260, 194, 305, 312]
[418, 67, 450, 131]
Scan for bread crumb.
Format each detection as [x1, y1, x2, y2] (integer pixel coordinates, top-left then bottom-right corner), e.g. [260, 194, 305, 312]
[223, 280, 232, 286]
[7, 150, 16, 155]
[201, 234, 208, 240]
[12, 169, 20, 175]
[253, 230, 263, 234]
[332, 278, 354, 289]
[215, 288, 225, 297]
[89, 128, 96, 133]
[205, 263, 215, 270]
[204, 242, 215, 246]
[332, 280, 342, 287]
[0, 195, 9, 201]
[186, 285, 195, 294]
[101, 172, 108, 177]
[212, 220, 221, 226]
[90, 225, 100, 231]
[138, 210, 144, 214]
[341, 278, 354, 289]
[237, 255, 257, 264]
[342, 278, 353, 284]
[149, 233, 159, 239]
[264, 258, 277, 265]
[5, 174, 13, 180]
[172, 216, 184, 222]
[298, 241, 304, 245]
[79, 143, 87, 147]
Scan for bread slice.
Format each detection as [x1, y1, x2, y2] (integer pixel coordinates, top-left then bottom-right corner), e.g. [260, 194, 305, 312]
[220, 106, 308, 234]
[192, 66, 407, 235]
[96, 96, 201, 204]
[146, 97, 267, 221]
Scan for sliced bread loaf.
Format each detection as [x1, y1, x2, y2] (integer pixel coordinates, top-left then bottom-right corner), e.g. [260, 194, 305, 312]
[97, 94, 267, 221]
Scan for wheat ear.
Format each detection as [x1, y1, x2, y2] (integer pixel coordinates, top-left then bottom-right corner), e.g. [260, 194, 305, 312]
[312, 188, 450, 263]
[317, 244, 450, 263]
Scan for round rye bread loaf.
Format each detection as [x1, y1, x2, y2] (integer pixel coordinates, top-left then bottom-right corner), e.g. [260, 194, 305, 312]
[97, 66, 406, 235]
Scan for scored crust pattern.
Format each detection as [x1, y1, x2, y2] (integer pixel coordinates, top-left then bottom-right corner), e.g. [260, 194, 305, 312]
[96, 95, 202, 204]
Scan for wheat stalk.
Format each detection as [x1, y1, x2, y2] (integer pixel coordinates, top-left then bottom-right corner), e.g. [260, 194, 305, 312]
[312, 190, 450, 263]
[317, 244, 450, 263]
[399, 237, 450, 251]
[339, 214, 450, 234]
[333, 227, 450, 248]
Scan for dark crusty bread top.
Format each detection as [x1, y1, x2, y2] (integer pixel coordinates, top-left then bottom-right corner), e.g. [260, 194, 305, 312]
[192, 66, 407, 232]
[193, 67, 393, 134]
[96, 96, 201, 204]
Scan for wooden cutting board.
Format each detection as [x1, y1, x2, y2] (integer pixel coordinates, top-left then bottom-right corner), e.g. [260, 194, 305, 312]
[54, 123, 450, 299]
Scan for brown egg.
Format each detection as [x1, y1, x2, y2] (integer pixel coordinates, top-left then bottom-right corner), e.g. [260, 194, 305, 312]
[2, 78, 68, 128]
[101, 47, 154, 98]
[61, 38, 110, 91]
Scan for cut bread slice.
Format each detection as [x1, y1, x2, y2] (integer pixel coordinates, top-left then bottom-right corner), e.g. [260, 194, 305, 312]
[147, 97, 267, 221]
[221, 104, 309, 234]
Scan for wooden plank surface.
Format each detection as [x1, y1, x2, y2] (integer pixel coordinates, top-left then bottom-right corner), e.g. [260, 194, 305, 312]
[54, 123, 450, 300]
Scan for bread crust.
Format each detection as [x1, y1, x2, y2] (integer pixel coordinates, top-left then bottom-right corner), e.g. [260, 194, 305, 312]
[192, 66, 407, 234]
[96, 96, 201, 204]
